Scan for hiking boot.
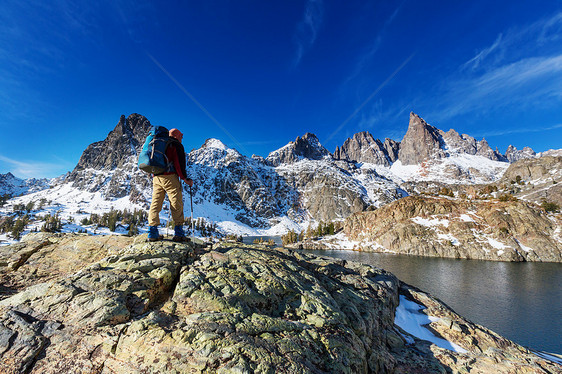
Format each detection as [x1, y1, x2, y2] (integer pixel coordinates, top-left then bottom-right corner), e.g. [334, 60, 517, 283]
[172, 225, 188, 242]
[148, 226, 161, 242]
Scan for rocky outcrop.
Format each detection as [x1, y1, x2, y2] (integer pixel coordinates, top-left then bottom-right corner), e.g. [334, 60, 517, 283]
[334, 131, 392, 166]
[266, 132, 331, 167]
[499, 156, 562, 207]
[398, 113, 446, 165]
[501, 156, 562, 183]
[397, 283, 561, 373]
[1, 233, 559, 373]
[0, 233, 134, 300]
[344, 195, 562, 262]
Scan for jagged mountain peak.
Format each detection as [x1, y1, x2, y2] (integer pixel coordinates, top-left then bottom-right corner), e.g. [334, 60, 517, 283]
[505, 145, 536, 162]
[266, 132, 331, 167]
[334, 131, 394, 166]
[0, 172, 17, 182]
[66, 113, 153, 199]
[398, 112, 446, 165]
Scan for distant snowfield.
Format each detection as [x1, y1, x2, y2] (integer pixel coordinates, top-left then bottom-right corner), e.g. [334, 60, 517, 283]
[390, 154, 510, 184]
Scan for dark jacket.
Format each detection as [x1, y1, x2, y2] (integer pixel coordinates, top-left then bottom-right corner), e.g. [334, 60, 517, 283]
[163, 140, 188, 180]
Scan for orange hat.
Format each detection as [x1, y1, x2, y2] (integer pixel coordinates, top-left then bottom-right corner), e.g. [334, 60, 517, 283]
[169, 128, 183, 141]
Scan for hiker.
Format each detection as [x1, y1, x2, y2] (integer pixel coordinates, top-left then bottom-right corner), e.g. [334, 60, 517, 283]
[148, 128, 194, 242]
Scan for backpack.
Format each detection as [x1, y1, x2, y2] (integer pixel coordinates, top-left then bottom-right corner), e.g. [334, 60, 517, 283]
[138, 126, 176, 175]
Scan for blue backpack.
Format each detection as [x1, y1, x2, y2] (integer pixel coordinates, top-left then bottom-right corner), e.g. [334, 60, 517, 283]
[138, 126, 176, 175]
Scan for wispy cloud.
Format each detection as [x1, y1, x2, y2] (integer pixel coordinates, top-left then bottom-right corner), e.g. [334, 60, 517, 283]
[461, 12, 562, 71]
[293, 0, 324, 67]
[0, 154, 70, 179]
[437, 54, 562, 120]
[474, 122, 562, 138]
[462, 34, 503, 71]
[423, 12, 562, 123]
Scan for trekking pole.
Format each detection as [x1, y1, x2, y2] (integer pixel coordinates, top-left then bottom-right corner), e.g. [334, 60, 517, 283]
[190, 185, 194, 243]
[167, 199, 172, 239]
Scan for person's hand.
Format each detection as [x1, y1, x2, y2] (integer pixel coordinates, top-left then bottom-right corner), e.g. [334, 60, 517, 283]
[185, 178, 194, 187]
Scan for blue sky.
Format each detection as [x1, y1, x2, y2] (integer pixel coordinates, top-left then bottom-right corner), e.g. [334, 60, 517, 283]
[1, 1, 562, 179]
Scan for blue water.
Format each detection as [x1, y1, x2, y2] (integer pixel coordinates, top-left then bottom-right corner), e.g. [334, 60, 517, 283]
[305, 250, 562, 354]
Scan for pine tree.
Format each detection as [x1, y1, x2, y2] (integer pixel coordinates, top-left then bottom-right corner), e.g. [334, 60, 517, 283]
[11, 218, 26, 240]
[327, 222, 335, 235]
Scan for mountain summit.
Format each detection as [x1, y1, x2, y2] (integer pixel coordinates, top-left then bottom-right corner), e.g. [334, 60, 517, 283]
[266, 133, 331, 167]
[398, 112, 447, 165]
[66, 113, 152, 199]
[333, 131, 398, 166]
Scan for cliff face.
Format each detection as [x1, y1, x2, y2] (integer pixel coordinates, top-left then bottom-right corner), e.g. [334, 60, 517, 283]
[344, 195, 562, 262]
[0, 233, 559, 373]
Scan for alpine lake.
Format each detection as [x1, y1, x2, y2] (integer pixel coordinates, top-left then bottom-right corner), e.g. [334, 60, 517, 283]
[302, 249, 562, 355]
[242, 236, 562, 354]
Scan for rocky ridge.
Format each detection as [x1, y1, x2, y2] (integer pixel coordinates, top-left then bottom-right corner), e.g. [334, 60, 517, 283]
[0, 233, 559, 373]
[2, 112, 555, 236]
[397, 113, 506, 165]
[342, 195, 562, 262]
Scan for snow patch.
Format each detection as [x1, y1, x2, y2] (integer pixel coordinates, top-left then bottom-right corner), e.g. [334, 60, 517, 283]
[487, 238, 510, 250]
[412, 216, 450, 228]
[459, 214, 475, 222]
[437, 233, 460, 246]
[514, 238, 535, 252]
[533, 350, 562, 365]
[394, 295, 468, 353]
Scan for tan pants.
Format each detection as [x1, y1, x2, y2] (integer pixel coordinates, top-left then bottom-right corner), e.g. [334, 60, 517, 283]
[148, 174, 184, 227]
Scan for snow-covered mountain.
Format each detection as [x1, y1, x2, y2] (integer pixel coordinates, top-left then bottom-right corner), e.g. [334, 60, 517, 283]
[65, 113, 153, 202]
[0, 173, 50, 196]
[1, 112, 557, 240]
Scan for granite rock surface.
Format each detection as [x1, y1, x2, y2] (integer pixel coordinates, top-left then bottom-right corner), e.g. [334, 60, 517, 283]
[0, 234, 560, 373]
